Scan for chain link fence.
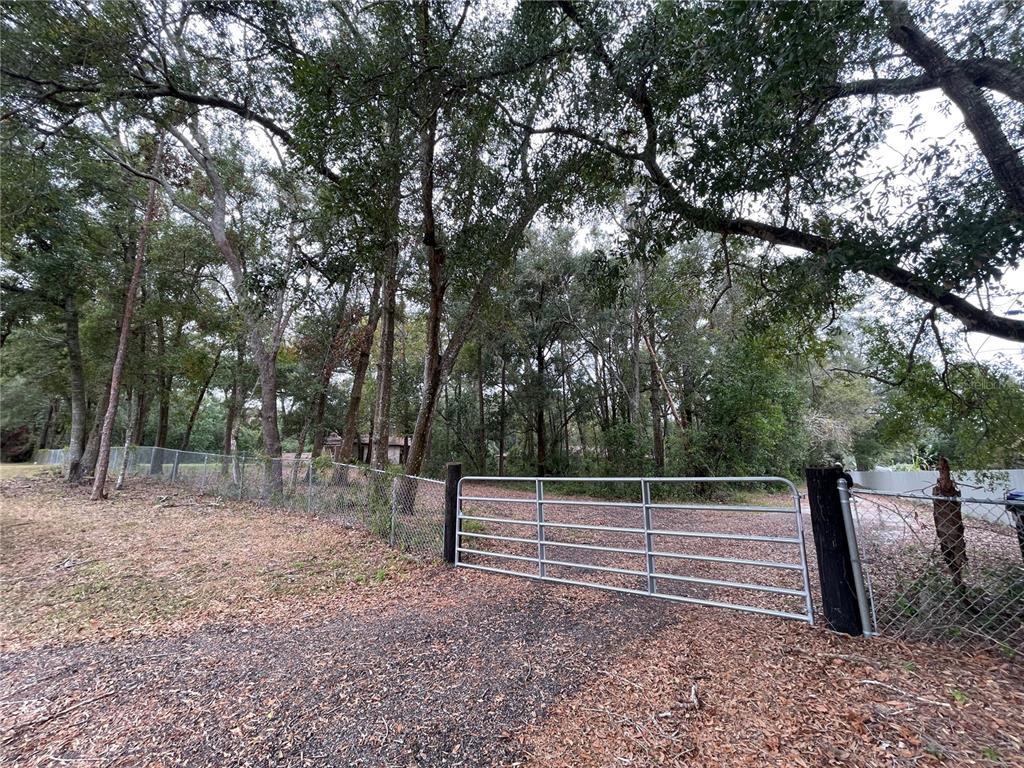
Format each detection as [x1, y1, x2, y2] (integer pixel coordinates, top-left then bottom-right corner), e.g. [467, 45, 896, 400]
[849, 488, 1024, 656]
[33, 447, 68, 466]
[34, 445, 445, 559]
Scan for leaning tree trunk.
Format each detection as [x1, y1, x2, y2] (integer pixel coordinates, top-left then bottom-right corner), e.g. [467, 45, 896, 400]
[91, 140, 163, 500]
[933, 456, 968, 590]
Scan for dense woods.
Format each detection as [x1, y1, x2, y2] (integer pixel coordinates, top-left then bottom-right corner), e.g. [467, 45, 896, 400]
[2, 0, 1022, 488]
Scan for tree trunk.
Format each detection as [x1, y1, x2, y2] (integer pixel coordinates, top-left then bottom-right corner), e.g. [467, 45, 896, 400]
[311, 279, 353, 459]
[132, 322, 149, 445]
[371, 251, 399, 470]
[536, 340, 547, 476]
[405, 3, 446, 479]
[291, 414, 310, 485]
[476, 345, 487, 473]
[650, 350, 665, 473]
[180, 347, 222, 451]
[222, 334, 244, 472]
[252, 337, 284, 495]
[933, 457, 968, 589]
[371, 130, 402, 471]
[37, 398, 55, 452]
[338, 274, 382, 463]
[91, 140, 162, 500]
[115, 387, 141, 491]
[80, 375, 112, 481]
[64, 295, 88, 483]
[498, 352, 507, 476]
[150, 317, 169, 475]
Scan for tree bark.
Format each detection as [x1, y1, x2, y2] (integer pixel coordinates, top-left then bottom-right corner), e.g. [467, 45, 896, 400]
[115, 387, 141, 490]
[222, 333, 244, 472]
[149, 317, 170, 475]
[64, 295, 88, 483]
[92, 139, 163, 500]
[80, 373, 112, 481]
[164, 119, 289, 494]
[371, 118, 402, 471]
[311, 280, 354, 459]
[132, 313, 149, 445]
[180, 347, 222, 451]
[338, 274, 382, 463]
[476, 345, 487, 473]
[37, 398, 55, 452]
[498, 352, 507, 476]
[649, 336, 665, 473]
[371, 250, 399, 469]
[536, 339, 547, 476]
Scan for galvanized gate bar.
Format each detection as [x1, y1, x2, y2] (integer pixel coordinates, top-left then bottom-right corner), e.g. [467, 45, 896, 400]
[641, 479, 655, 594]
[455, 474, 815, 624]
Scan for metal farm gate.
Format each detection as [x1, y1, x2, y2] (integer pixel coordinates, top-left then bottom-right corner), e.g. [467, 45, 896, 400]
[455, 475, 814, 622]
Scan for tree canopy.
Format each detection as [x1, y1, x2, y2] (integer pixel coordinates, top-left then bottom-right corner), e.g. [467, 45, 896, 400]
[2, 0, 1021, 483]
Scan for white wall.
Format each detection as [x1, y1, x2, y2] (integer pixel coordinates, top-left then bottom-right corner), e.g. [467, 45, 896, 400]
[850, 469, 1024, 500]
[850, 469, 1024, 524]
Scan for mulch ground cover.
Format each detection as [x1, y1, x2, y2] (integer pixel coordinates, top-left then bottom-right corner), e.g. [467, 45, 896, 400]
[2, 477, 1021, 767]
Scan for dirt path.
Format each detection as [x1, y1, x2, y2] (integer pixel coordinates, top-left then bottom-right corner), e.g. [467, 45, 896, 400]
[2, 479, 1021, 767]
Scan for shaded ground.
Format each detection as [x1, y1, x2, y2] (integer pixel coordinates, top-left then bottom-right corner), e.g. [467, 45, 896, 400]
[2, 478, 1021, 767]
[0, 464, 49, 481]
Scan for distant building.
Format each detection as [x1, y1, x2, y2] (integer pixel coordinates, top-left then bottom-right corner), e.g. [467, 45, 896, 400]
[322, 432, 410, 465]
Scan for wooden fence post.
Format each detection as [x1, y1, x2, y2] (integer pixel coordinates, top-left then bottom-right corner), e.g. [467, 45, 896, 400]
[443, 462, 462, 564]
[805, 466, 863, 635]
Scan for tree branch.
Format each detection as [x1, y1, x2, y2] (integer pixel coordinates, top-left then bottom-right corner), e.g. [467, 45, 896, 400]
[832, 57, 1024, 104]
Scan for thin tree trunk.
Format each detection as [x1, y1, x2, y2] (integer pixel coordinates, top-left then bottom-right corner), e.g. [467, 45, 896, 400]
[372, 134, 402, 471]
[536, 340, 547, 476]
[650, 339, 664, 473]
[64, 295, 88, 483]
[115, 387, 141, 490]
[222, 334, 244, 472]
[150, 317, 168, 475]
[476, 345, 486, 473]
[91, 139, 162, 500]
[405, 3, 446, 478]
[180, 347, 222, 451]
[498, 352, 507, 476]
[312, 280, 354, 459]
[253, 338, 284, 495]
[80, 356, 117, 479]
[133, 288, 149, 445]
[37, 399, 55, 452]
[338, 274, 382, 463]
[291, 415, 310, 485]
[371, 250, 399, 470]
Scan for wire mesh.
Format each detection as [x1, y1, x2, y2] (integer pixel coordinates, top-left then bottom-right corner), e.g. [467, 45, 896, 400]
[106, 445, 445, 559]
[850, 489, 1024, 656]
[32, 448, 68, 466]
